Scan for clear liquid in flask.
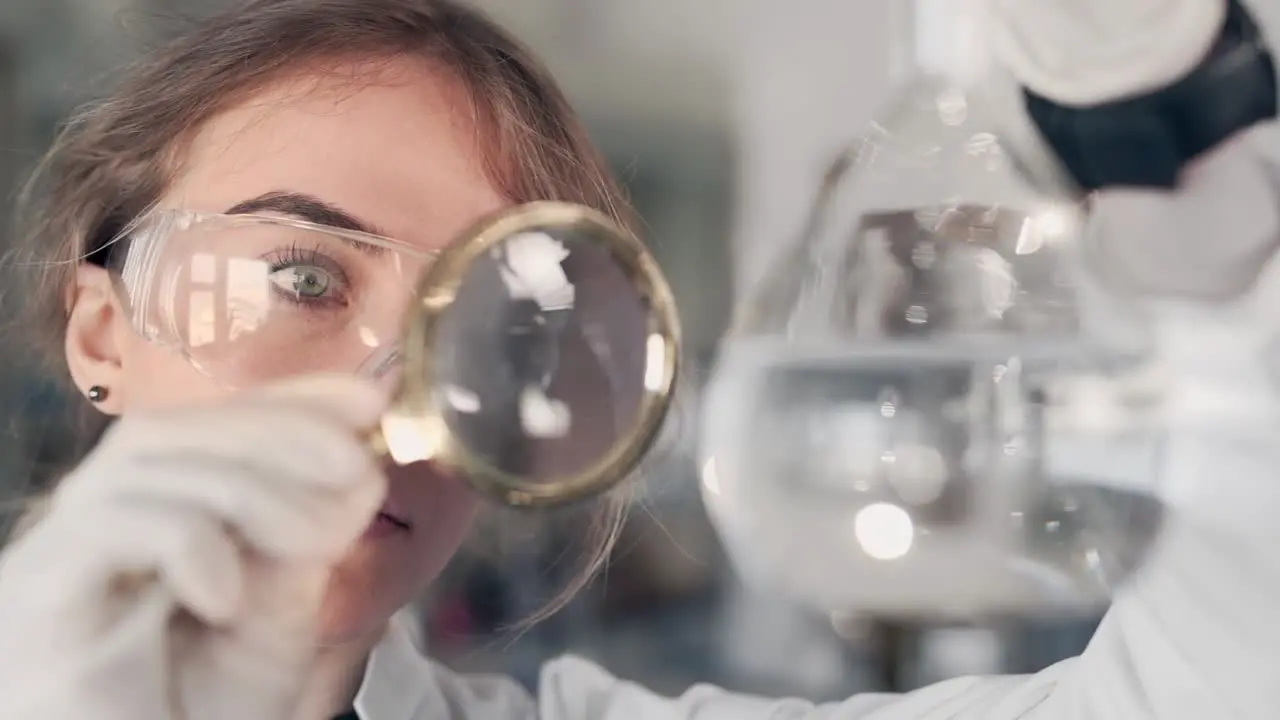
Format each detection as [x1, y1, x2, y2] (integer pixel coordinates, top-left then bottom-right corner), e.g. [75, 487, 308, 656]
[700, 337, 1164, 619]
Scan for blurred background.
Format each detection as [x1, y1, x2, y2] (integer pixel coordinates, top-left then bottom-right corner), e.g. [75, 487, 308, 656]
[0, 0, 1100, 701]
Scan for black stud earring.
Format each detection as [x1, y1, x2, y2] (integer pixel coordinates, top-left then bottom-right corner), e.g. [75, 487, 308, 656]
[87, 386, 109, 403]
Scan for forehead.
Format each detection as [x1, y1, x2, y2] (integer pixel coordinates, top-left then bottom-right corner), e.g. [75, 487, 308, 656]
[164, 58, 508, 251]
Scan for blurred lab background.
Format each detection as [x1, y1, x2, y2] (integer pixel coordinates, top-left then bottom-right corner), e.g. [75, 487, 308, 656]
[0, 0, 1100, 700]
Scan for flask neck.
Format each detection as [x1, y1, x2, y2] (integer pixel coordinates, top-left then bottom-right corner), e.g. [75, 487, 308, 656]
[890, 0, 993, 86]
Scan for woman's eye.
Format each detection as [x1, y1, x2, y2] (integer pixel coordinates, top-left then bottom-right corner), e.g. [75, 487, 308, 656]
[269, 265, 335, 301]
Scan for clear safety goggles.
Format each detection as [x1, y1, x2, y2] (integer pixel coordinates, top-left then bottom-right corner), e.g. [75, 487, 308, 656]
[108, 210, 425, 386]
[101, 204, 682, 508]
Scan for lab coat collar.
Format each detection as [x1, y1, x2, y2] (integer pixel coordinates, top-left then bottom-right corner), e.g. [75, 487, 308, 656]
[353, 613, 443, 720]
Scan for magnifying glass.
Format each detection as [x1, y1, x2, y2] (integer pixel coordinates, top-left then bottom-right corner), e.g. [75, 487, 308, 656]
[369, 202, 682, 508]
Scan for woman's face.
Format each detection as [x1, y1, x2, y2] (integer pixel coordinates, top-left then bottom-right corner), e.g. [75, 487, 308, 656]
[73, 59, 507, 642]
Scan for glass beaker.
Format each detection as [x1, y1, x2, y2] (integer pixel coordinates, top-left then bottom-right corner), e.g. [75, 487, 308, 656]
[699, 0, 1165, 620]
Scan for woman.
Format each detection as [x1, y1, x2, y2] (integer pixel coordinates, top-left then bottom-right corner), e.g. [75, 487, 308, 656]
[0, 0, 1275, 719]
[0, 2, 625, 717]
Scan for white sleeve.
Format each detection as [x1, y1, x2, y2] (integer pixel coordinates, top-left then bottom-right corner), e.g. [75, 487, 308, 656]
[984, 2, 1280, 715]
[540, 653, 1071, 719]
[1025, 122, 1280, 720]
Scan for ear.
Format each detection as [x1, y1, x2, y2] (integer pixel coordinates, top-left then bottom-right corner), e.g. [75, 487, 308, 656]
[65, 264, 125, 415]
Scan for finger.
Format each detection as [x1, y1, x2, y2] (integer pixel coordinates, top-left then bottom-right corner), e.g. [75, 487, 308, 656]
[68, 404, 382, 502]
[246, 373, 388, 430]
[80, 456, 384, 561]
[65, 372, 386, 496]
[135, 504, 244, 625]
[174, 560, 330, 720]
[1, 502, 244, 628]
[0, 586, 176, 720]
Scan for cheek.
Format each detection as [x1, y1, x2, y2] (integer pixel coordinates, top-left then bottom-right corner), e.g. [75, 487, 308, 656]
[321, 474, 478, 641]
[405, 474, 481, 580]
[118, 333, 231, 411]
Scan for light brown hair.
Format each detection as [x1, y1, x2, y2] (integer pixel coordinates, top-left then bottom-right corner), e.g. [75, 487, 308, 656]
[8, 0, 636, 621]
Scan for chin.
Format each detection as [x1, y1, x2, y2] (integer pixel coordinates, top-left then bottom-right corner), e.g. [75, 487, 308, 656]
[315, 543, 421, 647]
[315, 590, 399, 648]
[312, 476, 479, 646]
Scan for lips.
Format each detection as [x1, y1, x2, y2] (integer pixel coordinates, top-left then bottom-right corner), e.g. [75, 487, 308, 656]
[367, 460, 457, 538]
[376, 508, 412, 532]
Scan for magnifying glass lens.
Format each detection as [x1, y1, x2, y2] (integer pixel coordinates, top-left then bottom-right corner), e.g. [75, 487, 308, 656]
[432, 223, 655, 490]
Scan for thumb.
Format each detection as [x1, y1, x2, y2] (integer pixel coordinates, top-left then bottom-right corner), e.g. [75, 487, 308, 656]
[173, 558, 328, 720]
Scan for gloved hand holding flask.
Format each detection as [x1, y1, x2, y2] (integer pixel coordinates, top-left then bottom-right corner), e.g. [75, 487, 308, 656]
[989, 0, 1280, 716]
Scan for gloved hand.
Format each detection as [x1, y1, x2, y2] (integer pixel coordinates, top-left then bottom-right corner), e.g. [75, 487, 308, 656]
[0, 375, 387, 720]
[989, 0, 1227, 105]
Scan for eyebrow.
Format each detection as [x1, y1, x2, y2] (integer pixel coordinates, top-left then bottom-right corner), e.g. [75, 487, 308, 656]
[225, 191, 392, 242]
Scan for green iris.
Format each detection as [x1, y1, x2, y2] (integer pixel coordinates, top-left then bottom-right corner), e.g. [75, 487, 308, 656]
[273, 265, 331, 299]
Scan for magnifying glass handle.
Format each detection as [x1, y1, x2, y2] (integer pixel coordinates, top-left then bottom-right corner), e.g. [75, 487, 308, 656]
[364, 418, 546, 508]
[365, 427, 390, 460]
[364, 413, 446, 468]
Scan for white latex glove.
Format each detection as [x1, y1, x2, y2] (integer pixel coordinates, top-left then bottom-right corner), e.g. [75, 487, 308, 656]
[1082, 123, 1280, 301]
[0, 375, 387, 720]
[989, 0, 1227, 105]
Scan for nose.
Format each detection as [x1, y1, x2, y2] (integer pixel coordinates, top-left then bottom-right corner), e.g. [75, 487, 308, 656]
[381, 457, 462, 501]
[359, 345, 404, 398]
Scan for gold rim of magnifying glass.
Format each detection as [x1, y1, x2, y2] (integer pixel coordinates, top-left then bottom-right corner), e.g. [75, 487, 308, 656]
[375, 201, 682, 508]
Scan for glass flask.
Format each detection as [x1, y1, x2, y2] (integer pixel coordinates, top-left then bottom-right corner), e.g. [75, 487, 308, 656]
[699, 0, 1166, 620]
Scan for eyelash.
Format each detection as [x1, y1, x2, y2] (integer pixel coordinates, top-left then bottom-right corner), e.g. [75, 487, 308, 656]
[263, 243, 352, 309]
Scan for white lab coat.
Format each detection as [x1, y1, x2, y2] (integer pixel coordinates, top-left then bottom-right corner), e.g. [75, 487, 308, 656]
[349, 122, 1280, 720]
[360, 613, 1067, 719]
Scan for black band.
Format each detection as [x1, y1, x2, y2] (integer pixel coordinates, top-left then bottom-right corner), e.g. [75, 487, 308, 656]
[1023, 0, 1277, 192]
